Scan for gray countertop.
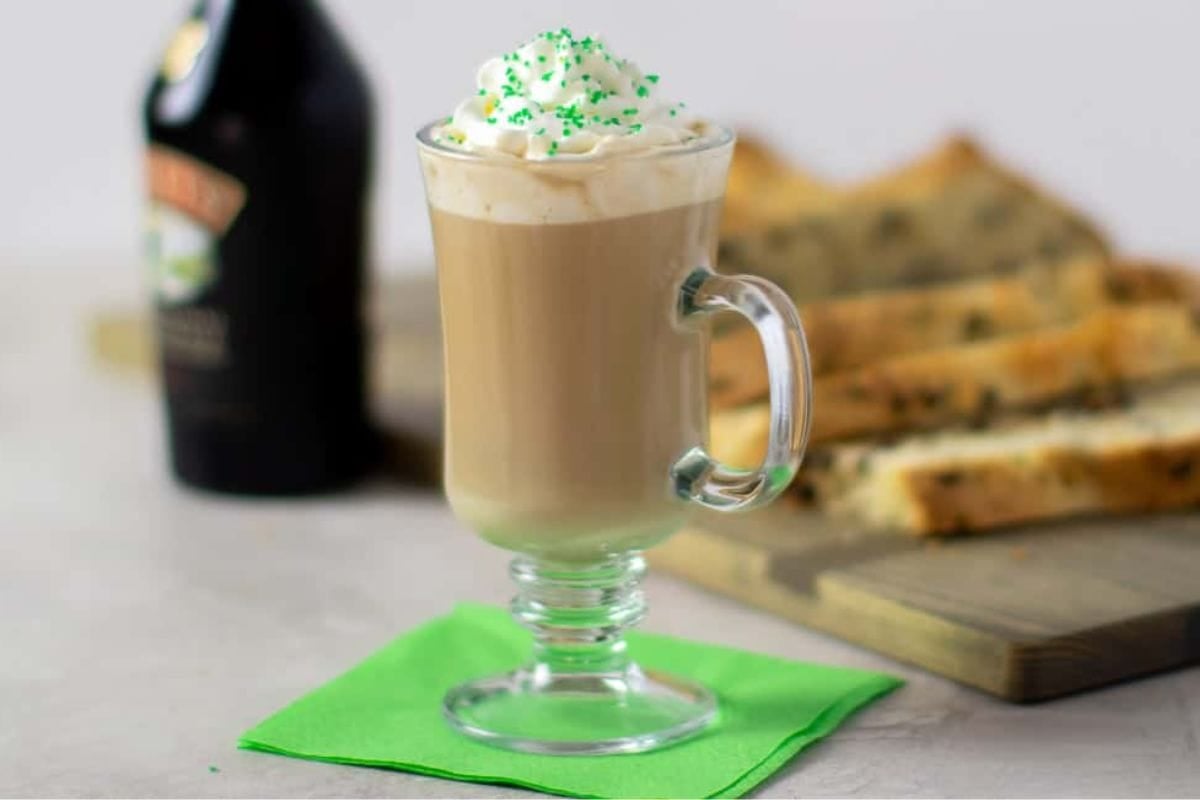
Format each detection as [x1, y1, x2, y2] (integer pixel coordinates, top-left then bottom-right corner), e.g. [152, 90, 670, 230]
[3, 267, 1199, 798]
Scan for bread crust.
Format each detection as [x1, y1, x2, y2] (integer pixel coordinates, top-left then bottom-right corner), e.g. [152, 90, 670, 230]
[710, 258, 1109, 408]
[717, 135, 1110, 300]
[897, 436, 1200, 535]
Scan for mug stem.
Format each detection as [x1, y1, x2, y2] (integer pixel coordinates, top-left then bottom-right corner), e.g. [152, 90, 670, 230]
[512, 554, 645, 678]
[442, 553, 717, 755]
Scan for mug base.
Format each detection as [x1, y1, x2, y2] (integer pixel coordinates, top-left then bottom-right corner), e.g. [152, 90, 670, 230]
[442, 665, 717, 755]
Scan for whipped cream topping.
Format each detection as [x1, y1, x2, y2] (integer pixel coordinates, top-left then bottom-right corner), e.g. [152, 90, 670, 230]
[433, 28, 705, 159]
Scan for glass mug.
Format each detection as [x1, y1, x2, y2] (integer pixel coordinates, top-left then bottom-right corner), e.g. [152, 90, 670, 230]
[417, 122, 812, 755]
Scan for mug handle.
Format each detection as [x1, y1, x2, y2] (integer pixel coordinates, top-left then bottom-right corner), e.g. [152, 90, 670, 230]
[672, 267, 813, 511]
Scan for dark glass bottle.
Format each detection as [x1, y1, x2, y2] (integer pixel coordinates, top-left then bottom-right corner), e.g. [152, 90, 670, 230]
[144, 0, 375, 494]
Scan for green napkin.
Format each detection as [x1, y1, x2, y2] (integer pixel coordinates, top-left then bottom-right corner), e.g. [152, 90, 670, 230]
[239, 604, 900, 798]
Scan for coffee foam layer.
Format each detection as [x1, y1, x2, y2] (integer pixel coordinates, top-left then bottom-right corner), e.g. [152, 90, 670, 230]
[418, 135, 732, 224]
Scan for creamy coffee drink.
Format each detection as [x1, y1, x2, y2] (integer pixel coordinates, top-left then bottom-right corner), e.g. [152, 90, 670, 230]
[419, 29, 732, 561]
[424, 29, 810, 755]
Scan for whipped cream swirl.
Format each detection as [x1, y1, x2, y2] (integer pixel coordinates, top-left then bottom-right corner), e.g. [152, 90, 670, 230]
[434, 28, 704, 159]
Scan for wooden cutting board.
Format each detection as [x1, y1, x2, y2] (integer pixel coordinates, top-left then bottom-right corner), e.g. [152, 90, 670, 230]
[649, 507, 1200, 701]
[91, 274, 1200, 701]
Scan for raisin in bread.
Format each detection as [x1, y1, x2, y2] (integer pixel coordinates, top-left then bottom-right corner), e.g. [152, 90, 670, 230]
[717, 136, 1109, 301]
[1104, 260, 1200, 306]
[710, 257, 1109, 408]
[822, 380, 1200, 534]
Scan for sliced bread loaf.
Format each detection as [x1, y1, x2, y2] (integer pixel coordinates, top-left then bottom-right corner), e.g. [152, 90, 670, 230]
[711, 303, 1200, 448]
[810, 303, 1200, 442]
[823, 380, 1200, 535]
[709, 257, 1109, 408]
[717, 136, 1110, 300]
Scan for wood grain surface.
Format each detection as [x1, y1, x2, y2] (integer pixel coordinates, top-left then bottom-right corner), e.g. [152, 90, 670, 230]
[650, 507, 1200, 701]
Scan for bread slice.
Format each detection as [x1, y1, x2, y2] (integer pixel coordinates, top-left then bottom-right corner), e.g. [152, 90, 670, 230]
[822, 380, 1200, 535]
[717, 136, 1110, 301]
[1104, 260, 1200, 306]
[710, 257, 1109, 408]
[721, 137, 834, 237]
[711, 303, 1200, 448]
[813, 303, 1200, 442]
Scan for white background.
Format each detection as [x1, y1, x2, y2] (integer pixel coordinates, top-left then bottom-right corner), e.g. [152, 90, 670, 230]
[1, 0, 1198, 276]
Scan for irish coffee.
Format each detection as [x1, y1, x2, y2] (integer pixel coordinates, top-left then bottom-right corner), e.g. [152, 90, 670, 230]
[430, 199, 722, 561]
[418, 27, 811, 755]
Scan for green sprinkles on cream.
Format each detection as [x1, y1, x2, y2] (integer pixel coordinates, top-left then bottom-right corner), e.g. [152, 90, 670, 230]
[442, 28, 694, 156]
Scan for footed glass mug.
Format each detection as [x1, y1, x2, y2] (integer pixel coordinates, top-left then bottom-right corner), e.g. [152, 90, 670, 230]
[417, 122, 812, 755]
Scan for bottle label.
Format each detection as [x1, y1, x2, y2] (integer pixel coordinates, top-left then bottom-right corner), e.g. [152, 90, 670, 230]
[161, 18, 209, 83]
[145, 145, 246, 366]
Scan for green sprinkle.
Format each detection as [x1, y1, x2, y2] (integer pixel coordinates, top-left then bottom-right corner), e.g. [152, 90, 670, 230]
[589, 89, 604, 104]
[444, 115, 453, 123]
[548, 140, 559, 156]
[477, 88, 486, 96]
[646, 74, 660, 83]
[592, 114, 601, 121]
[538, 55, 547, 63]
[486, 117, 496, 124]
[534, 127, 546, 135]
[208, 766, 220, 774]
[560, 80, 566, 88]
[562, 128, 572, 137]
[622, 107, 638, 116]
[581, 73, 591, 81]
[507, 108, 532, 125]
[669, 108, 677, 116]
[574, 54, 582, 64]
[629, 123, 643, 133]
[636, 85, 649, 98]
[541, 71, 553, 81]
